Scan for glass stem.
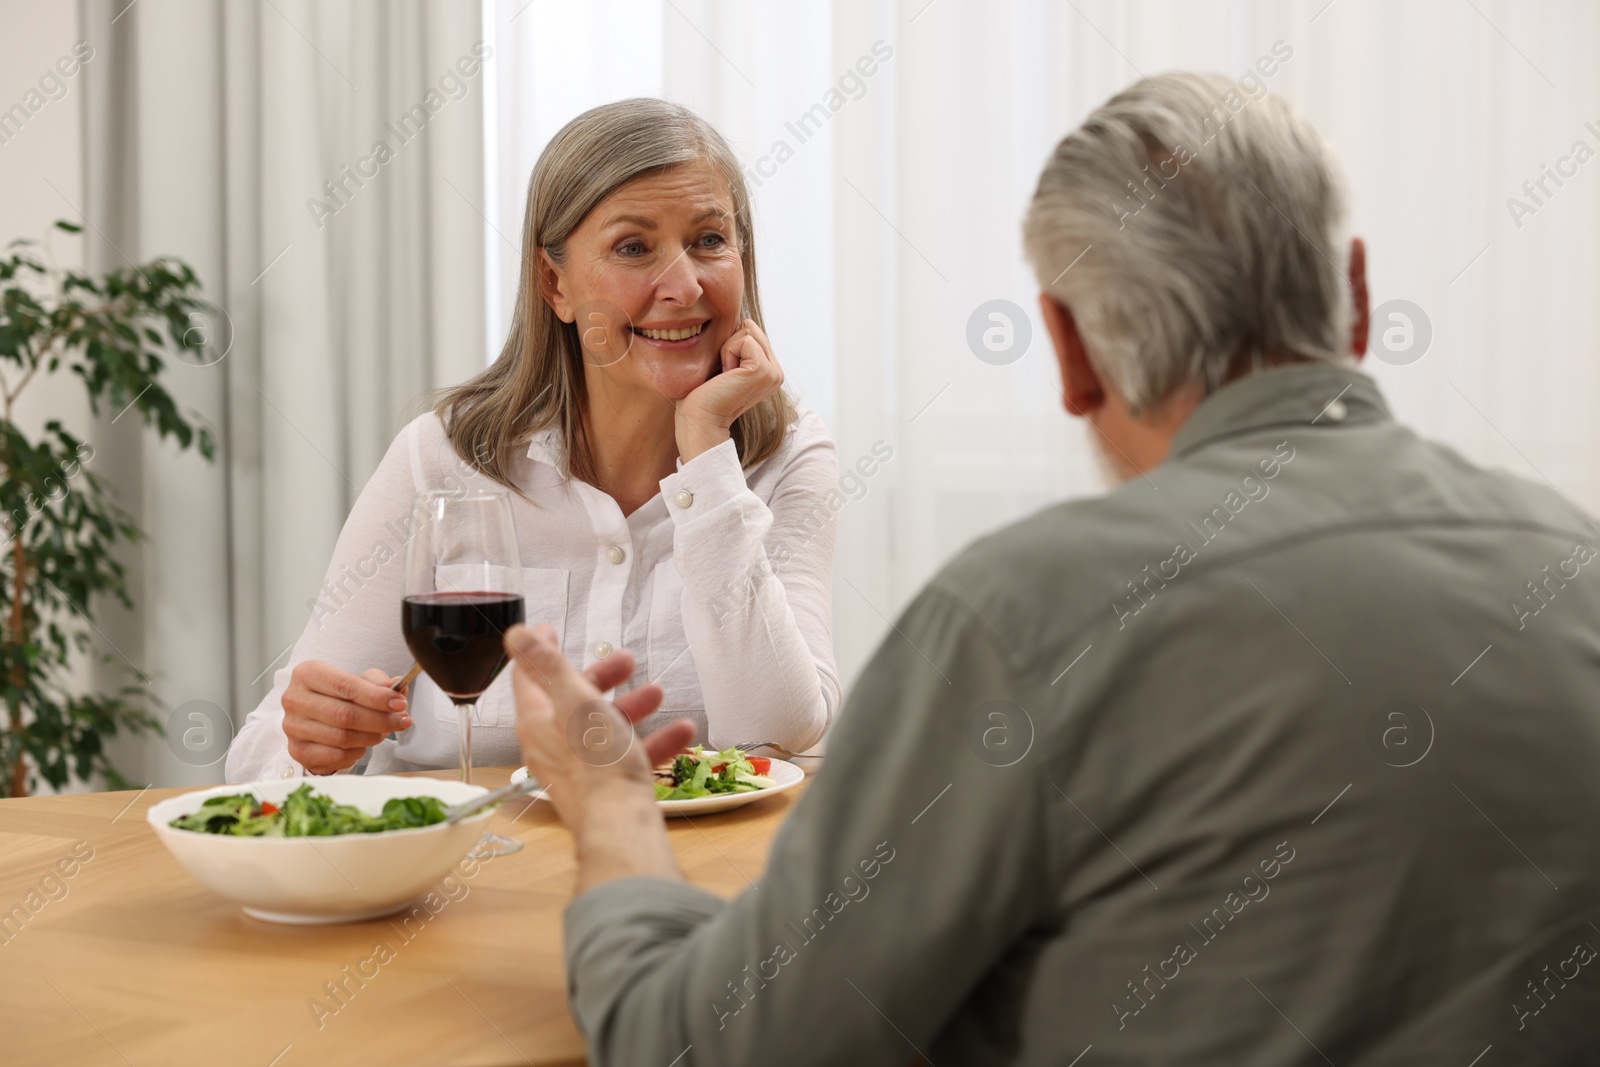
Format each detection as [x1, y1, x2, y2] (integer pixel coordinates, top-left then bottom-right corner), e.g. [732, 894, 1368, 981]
[458, 702, 474, 783]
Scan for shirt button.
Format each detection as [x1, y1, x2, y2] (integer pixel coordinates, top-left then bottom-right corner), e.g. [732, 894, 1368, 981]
[673, 489, 694, 509]
[593, 641, 613, 659]
[1323, 399, 1348, 423]
[280, 766, 296, 779]
[606, 544, 625, 565]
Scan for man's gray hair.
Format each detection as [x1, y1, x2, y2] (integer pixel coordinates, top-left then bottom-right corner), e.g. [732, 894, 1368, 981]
[1023, 71, 1353, 414]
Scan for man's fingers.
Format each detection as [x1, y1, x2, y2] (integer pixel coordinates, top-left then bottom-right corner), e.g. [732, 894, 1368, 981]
[508, 629, 555, 722]
[582, 649, 637, 694]
[505, 623, 558, 687]
[510, 670, 554, 759]
[642, 719, 697, 769]
[506, 623, 596, 710]
[613, 682, 664, 724]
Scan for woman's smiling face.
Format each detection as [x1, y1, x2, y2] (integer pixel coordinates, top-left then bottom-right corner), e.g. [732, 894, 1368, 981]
[539, 158, 745, 401]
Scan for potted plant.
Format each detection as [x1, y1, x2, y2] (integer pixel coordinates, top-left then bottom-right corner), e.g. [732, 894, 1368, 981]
[0, 220, 217, 797]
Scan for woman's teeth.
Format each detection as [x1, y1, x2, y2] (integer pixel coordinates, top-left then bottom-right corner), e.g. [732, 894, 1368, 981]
[636, 323, 705, 341]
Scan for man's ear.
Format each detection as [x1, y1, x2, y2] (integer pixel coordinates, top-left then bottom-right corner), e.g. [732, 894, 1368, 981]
[1348, 236, 1369, 361]
[1038, 292, 1105, 416]
[536, 248, 574, 324]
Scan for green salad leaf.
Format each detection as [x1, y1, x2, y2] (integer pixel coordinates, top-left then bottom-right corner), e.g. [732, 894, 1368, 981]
[168, 784, 450, 836]
[654, 746, 777, 802]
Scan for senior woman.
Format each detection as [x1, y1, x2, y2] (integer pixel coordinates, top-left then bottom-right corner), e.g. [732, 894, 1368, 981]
[226, 99, 841, 781]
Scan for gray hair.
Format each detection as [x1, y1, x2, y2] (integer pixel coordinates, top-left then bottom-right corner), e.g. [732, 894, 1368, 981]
[1023, 71, 1353, 414]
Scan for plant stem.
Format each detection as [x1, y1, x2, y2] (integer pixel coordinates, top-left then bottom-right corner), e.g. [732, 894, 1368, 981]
[7, 532, 24, 798]
[2, 301, 120, 409]
[3, 388, 26, 797]
[3, 352, 42, 411]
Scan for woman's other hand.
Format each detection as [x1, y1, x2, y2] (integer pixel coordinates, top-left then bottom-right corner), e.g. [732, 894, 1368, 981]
[674, 318, 784, 462]
[282, 660, 412, 775]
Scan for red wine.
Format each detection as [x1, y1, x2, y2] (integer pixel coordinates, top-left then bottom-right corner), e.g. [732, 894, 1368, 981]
[401, 592, 526, 704]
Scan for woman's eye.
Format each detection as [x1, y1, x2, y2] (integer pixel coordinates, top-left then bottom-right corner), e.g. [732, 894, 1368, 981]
[698, 233, 726, 248]
[618, 241, 647, 257]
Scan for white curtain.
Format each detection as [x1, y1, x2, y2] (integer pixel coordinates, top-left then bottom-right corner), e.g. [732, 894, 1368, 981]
[486, 0, 1600, 689]
[74, 0, 486, 787]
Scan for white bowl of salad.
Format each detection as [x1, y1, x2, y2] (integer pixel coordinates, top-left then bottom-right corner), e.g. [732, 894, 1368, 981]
[148, 775, 494, 924]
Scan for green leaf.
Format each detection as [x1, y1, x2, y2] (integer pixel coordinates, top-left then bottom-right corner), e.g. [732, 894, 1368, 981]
[53, 220, 83, 234]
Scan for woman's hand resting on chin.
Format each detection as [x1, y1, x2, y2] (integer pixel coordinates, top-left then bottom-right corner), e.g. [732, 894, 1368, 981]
[673, 318, 784, 462]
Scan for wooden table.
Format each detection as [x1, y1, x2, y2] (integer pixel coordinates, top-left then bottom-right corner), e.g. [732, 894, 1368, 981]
[0, 767, 805, 1066]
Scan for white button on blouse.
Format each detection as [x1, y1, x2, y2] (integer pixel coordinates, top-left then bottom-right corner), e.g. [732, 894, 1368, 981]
[226, 408, 843, 783]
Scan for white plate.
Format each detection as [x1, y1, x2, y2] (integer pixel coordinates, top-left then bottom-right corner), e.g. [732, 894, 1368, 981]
[510, 757, 804, 817]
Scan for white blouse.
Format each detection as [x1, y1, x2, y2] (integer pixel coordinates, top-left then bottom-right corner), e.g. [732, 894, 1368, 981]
[225, 407, 841, 782]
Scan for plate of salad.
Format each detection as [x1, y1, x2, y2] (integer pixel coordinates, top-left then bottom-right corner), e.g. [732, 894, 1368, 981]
[510, 746, 804, 816]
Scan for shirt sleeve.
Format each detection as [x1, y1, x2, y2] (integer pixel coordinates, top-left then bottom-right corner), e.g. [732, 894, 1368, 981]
[563, 584, 1059, 1066]
[657, 413, 841, 752]
[224, 419, 423, 783]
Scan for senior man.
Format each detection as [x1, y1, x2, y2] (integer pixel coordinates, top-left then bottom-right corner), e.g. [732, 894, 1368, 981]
[505, 72, 1600, 1065]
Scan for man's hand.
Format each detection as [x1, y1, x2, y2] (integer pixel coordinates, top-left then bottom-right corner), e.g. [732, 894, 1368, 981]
[674, 318, 784, 462]
[506, 623, 696, 890]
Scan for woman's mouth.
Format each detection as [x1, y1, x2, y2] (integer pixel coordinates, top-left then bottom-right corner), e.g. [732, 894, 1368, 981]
[632, 320, 708, 349]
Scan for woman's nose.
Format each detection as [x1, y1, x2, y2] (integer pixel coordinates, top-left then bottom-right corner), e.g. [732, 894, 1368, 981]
[651, 245, 705, 305]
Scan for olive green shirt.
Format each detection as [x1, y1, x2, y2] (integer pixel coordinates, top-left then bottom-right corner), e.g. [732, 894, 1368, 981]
[565, 364, 1600, 1065]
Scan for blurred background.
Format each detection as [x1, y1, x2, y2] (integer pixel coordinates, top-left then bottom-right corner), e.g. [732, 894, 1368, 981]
[2, 0, 1597, 791]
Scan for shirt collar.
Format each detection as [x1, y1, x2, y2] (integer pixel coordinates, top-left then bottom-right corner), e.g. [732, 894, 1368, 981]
[525, 426, 566, 468]
[1169, 362, 1390, 459]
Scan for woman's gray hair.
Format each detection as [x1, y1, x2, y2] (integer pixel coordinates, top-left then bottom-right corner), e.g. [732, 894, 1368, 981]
[1023, 71, 1353, 414]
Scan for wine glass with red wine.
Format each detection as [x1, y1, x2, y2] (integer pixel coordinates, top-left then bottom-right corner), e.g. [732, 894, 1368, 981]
[402, 488, 525, 855]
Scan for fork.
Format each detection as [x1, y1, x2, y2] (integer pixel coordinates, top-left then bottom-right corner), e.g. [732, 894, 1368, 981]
[443, 775, 545, 825]
[732, 740, 824, 759]
[389, 663, 423, 693]
[386, 663, 424, 741]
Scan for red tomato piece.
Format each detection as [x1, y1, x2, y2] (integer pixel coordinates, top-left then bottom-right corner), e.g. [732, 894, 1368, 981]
[259, 801, 280, 815]
[747, 757, 771, 775]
